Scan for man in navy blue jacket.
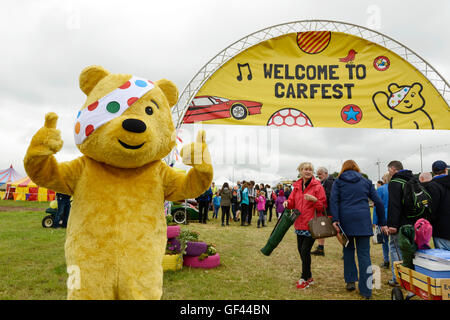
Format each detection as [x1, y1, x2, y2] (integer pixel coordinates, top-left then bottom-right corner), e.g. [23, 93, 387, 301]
[426, 160, 450, 250]
[196, 187, 212, 224]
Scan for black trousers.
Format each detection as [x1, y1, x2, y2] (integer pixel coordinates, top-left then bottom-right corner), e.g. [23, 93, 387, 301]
[221, 206, 230, 225]
[266, 202, 274, 221]
[240, 203, 249, 226]
[198, 201, 209, 223]
[247, 202, 255, 224]
[297, 234, 316, 280]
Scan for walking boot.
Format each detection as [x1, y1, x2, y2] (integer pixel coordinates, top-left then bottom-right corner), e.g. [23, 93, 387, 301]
[311, 246, 325, 256]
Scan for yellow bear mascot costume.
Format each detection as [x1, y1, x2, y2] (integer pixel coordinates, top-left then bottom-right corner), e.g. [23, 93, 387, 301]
[24, 65, 213, 300]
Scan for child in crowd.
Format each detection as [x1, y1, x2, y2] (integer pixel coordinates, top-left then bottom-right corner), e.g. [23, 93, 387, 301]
[213, 191, 221, 219]
[256, 191, 267, 228]
[275, 189, 286, 219]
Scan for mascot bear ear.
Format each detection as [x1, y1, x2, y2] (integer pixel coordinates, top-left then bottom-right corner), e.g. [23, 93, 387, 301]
[156, 79, 179, 107]
[411, 82, 423, 92]
[388, 83, 400, 93]
[79, 65, 110, 96]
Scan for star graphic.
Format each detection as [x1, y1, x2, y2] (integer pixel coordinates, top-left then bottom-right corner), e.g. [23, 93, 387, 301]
[344, 106, 359, 121]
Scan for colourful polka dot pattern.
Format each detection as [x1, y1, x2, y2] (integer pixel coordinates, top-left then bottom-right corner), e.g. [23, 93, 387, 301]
[267, 108, 313, 127]
[389, 87, 410, 108]
[85, 125, 94, 137]
[106, 101, 120, 113]
[75, 122, 80, 134]
[74, 75, 155, 145]
[87, 101, 99, 111]
[127, 97, 138, 106]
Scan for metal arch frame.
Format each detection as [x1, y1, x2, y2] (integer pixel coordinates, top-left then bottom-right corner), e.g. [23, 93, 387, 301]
[172, 19, 450, 130]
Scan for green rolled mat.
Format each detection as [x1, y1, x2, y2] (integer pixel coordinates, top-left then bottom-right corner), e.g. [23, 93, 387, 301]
[260, 209, 301, 256]
[398, 224, 417, 269]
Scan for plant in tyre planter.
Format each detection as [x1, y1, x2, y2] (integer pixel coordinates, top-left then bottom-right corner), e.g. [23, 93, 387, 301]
[165, 241, 181, 255]
[183, 243, 220, 269]
[198, 243, 217, 261]
[178, 229, 200, 255]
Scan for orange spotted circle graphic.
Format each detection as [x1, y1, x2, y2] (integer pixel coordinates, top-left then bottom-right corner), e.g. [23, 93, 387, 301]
[296, 31, 331, 54]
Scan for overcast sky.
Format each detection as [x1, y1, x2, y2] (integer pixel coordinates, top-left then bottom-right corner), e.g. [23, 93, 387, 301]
[1, 0, 449, 186]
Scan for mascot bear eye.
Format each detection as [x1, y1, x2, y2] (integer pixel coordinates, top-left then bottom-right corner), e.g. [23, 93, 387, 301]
[145, 106, 153, 115]
[411, 93, 415, 97]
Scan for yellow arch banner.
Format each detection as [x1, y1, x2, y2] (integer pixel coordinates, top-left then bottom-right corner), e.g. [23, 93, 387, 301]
[183, 32, 449, 130]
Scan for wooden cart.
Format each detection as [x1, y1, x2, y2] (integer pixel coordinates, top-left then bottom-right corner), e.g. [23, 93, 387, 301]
[392, 261, 448, 300]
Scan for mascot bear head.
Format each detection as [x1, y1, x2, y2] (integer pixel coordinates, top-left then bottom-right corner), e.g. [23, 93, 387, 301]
[75, 65, 178, 168]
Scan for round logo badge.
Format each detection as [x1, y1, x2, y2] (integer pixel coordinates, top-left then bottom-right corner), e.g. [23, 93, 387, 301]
[373, 56, 390, 71]
[296, 31, 331, 54]
[341, 104, 362, 125]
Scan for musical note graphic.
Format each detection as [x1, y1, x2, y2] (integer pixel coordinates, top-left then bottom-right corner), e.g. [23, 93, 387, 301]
[236, 63, 253, 81]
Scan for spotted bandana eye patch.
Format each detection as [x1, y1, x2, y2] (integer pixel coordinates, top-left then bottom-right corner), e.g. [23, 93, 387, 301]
[74, 76, 155, 145]
[389, 87, 410, 109]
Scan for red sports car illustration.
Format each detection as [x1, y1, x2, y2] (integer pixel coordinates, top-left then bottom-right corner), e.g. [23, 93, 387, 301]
[182, 96, 263, 123]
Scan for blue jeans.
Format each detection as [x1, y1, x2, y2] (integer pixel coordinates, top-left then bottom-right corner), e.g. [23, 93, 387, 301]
[344, 236, 372, 298]
[434, 237, 450, 251]
[213, 205, 220, 218]
[389, 233, 402, 282]
[257, 210, 265, 227]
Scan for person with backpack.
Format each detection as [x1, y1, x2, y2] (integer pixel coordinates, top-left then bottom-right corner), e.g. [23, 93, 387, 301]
[425, 160, 450, 250]
[386, 160, 414, 287]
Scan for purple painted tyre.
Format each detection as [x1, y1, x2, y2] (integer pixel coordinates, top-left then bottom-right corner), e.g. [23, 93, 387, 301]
[183, 253, 221, 269]
[185, 241, 208, 256]
[167, 225, 180, 239]
[168, 238, 181, 252]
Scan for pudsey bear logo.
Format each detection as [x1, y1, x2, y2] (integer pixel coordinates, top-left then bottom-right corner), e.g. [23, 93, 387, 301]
[372, 82, 434, 129]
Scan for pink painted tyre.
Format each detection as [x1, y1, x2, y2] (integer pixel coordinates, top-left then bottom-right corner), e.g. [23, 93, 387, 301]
[183, 253, 220, 269]
[185, 241, 208, 256]
[167, 225, 181, 239]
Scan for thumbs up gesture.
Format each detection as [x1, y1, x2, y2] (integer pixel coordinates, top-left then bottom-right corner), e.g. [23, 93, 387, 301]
[180, 130, 212, 173]
[29, 112, 64, 155]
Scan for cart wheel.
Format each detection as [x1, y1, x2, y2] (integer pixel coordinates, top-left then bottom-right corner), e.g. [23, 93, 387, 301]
[172, 209, 187, 224]
[42, 215, 54, 228]
[391, 287, 404, 300]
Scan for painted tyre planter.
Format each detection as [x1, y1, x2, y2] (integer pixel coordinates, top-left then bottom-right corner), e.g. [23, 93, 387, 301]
[167, 225, 181, 239]
[162, 253, 183, 271]
[183, 253, 220, 269]
[168, 238, 181, 252]
[185, 241, 208, 256]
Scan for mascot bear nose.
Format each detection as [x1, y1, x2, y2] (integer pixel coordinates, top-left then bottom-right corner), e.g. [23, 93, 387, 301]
[122, 119, 147, 133]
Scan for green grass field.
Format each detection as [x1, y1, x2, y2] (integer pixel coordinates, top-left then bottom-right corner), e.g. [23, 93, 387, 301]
[0, 199, 409, 300]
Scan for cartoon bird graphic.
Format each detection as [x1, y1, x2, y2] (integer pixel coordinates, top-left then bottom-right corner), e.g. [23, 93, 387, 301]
[339, 49, 357, 64]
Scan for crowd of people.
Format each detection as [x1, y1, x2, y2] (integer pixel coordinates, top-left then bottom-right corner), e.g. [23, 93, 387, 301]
[194, 159, 449, 299]
[195, 181, 293, 227]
